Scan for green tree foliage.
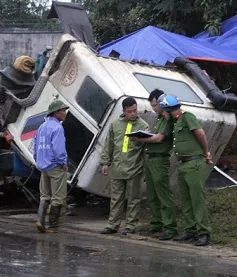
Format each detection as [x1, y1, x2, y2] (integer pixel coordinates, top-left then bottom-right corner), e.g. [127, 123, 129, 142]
[2, 0, 236, 42]
[0, 0, 60, 30]
[72, 0, 140, 44]
[0, 0, 32, 22]
[196, 0, 236, 35]
[73, 0, 237, 44]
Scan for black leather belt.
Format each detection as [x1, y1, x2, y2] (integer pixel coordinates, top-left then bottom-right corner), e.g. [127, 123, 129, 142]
[178, 155, 203, 163]
[148, 153, 170, 159]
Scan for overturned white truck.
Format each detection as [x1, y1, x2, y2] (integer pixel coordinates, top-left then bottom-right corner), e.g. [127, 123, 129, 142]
[0, 34, 236, 197]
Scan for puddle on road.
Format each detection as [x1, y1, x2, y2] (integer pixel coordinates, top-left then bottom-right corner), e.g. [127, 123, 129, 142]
[0, 233, 236, 277]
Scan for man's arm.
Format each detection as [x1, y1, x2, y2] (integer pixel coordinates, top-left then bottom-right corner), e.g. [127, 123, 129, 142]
[136, 133, 165, 143]
[185, 112, 213, 164]
[100, 124, 114, 175]
[136, 117, 171, 143]
[184, 112, 208, 155]
[51, 127, 67, 168]
[192, 128, 212, 163]
[192, 128, 208, 155]
[33, 132, 37, 162]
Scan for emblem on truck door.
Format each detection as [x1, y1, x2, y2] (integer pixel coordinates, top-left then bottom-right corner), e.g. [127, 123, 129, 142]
[61, 60, 78, 86]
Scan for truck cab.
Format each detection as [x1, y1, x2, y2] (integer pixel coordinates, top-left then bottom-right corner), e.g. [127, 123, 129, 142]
[2, 34, 236, 197]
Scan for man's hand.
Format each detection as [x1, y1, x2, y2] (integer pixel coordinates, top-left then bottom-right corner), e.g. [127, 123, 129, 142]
[205, 152, 213, 164]
[101, 165, 109, 176]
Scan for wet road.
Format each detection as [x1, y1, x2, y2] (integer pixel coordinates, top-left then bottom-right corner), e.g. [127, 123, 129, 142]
[0, 222, 236, 277]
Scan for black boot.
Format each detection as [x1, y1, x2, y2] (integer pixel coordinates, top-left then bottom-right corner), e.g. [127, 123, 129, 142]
[149, 227, 162, 234]
[121, 228, 135, 235]
[173, 233, 195, 241]
[159, 231, 178, 240]
[36, 200, 50, 233]
[100, 227, 117, 234]
[48, 205, 62, 233]
[195, 234, 210, 246]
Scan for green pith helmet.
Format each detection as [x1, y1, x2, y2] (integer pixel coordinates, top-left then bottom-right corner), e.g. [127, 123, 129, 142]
[47, 100, 69, 117]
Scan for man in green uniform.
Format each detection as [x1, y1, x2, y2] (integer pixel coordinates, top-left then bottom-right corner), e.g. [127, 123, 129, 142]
[100, 97, 149, 235]
[159, 94, 212, 246]
[135, 89, 177, 240]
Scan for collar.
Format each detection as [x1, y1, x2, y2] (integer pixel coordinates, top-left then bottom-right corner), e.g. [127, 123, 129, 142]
[119, 114, 138, 122]
[158, 114, 164, 119]
[174, 111, 185, 120]
[48, 116, 60, 123]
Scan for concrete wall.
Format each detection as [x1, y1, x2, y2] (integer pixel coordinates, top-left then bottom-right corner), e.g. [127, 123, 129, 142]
[0, 30, 63, 69]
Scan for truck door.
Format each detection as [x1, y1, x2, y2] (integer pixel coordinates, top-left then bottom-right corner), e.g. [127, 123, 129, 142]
[62, 110, 96, 180]
[63, 76, 114, 183]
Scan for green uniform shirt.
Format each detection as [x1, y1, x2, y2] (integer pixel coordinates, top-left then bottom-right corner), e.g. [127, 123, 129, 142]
[100, 114, 149, 179]
[173, 112, 204, 157]
[145, 116, 173, 154]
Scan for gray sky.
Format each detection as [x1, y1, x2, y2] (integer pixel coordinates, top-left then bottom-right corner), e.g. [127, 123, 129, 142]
[47, 0, 71, 8]
[50, 0, 71, 2]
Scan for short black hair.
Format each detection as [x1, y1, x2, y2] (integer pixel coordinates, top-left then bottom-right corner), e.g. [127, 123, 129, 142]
[168, 104, 181, 111]
[122, 97, 137, 110]
[148, 89, 165, 101]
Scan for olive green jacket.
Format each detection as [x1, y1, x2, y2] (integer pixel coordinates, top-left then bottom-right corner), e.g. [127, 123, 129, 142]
[173, 112, 204, 157]
[100, 114, 149, 179]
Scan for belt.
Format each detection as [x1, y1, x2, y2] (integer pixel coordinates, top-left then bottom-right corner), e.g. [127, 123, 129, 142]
[178, 155, 203, 163]
[148, 153, 170, 159]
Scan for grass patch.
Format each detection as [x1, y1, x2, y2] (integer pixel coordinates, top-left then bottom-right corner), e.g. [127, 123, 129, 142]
[140, 188, 237, 248]
[206, 188, 237, 248]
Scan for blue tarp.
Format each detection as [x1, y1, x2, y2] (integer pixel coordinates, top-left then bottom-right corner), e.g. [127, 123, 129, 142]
[194, 15, 237, 47]
[99, 17, 237, 65]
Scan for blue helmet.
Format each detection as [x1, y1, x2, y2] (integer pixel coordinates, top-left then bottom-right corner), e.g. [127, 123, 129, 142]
[159, 94, 180, 110]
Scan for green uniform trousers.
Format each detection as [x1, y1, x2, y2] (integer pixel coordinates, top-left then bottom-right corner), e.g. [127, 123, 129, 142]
[145, 157, 177, 233]
[177, 158, 211, 235]
[40, 166, 67, 207]
[107, 173, 143, 230]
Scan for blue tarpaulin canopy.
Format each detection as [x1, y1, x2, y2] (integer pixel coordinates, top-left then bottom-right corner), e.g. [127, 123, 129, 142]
[99, 16, 237, 65]
[194, 15, 237, 47]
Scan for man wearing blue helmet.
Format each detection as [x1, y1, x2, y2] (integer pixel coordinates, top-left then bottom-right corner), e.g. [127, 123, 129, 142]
[159, 94, 212, 246]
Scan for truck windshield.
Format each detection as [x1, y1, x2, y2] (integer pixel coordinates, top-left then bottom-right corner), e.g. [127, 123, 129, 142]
[76, 76, 112, 122]
[135, 73, 203, 104]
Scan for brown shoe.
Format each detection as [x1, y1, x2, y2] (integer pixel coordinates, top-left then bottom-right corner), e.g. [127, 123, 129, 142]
[36, 222, 46, 233]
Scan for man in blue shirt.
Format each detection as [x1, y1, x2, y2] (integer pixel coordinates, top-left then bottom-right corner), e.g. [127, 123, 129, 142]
[34, 99, 69, 233]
